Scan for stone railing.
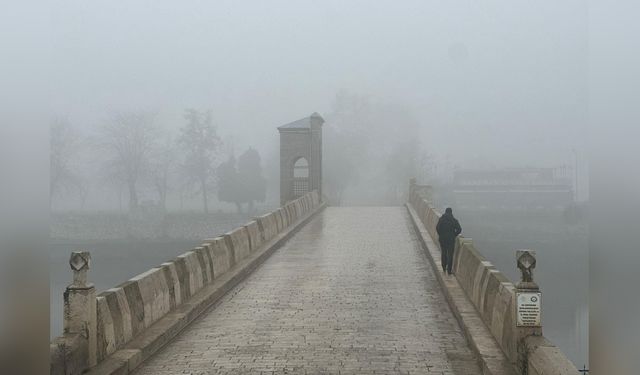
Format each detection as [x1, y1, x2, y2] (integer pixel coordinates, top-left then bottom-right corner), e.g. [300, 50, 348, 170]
[408, 182, 577, 375]
[51, 191, 323, 375]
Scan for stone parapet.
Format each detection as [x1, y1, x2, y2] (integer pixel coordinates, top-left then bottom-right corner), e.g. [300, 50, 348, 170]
[224, 226, 251, 265]
[408, 185, 577, 375]
[51, 191, 323, 374]
[50, 333, 89, 375]
[255, 212, 279, 243]
[244, 221, 263, 251]
[525, 336, 578, 375]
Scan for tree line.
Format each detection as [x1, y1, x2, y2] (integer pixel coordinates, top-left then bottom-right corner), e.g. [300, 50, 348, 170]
[50, 109, 266, 214]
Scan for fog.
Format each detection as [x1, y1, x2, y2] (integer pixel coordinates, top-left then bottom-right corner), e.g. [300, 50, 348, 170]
[48, 0, 588, 357]
[6, 1, 625, 373]
[44, 0, 587, 211]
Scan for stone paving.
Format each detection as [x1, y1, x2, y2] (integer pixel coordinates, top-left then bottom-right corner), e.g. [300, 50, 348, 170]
[134, 207, 481, 374]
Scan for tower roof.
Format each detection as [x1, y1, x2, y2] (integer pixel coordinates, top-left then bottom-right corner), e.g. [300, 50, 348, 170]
[278, 112, 324, 130]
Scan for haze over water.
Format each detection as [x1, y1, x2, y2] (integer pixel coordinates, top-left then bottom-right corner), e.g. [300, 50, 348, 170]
[0, 0, 599, 372]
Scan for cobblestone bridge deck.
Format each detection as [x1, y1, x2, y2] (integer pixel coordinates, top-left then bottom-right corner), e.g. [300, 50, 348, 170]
[134, 207, 481, 374]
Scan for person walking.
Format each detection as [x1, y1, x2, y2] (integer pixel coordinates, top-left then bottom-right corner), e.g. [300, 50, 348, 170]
[436, 207, 462, 275]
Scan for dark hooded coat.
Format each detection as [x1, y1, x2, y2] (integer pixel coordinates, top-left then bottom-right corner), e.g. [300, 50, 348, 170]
[436, 212, 462, 249]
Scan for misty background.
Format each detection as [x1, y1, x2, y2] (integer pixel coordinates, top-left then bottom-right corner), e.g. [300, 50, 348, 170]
[46, 0, 587, 211]
[35, 0, 589, 368]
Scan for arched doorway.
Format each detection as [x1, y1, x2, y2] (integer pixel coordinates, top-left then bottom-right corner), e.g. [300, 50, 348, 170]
[278, 112, 323, 204]
[292, 157, 309, 198]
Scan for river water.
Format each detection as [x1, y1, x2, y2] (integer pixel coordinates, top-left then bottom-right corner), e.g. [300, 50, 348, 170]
[456, 209, 589, 368]
[49, 211, 263, 338]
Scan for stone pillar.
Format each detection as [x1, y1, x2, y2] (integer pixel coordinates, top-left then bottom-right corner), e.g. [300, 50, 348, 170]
[408, 178, 433, 203]
[63, 251, 97, 368]
[409, 178, 417, 197]
[515, 250, 543, 374]
[309, 112, 323, 199]
[278, 113, 324, 205]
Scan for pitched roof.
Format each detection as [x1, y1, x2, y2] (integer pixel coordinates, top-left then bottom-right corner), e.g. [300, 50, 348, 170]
[278, 112, 324, 130]
[279, 117, 310, 129]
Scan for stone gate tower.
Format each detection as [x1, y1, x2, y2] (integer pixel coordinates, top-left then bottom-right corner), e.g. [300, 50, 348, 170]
[278, 112, 323, 205]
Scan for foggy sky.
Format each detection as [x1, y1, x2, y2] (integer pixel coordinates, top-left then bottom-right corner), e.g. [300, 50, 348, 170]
[33, 1, 587, 176]
[0, 1, 590, 208]
[4, 2, 640, 372]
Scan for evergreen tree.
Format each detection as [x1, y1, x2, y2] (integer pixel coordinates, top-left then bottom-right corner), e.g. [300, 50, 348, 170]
[237, 148, 267, 213]
[216, 155, 242, 213]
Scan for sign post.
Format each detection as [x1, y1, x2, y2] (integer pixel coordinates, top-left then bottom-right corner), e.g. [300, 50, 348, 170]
[515, 250, 543, 372]
[516, 291, 542, 327]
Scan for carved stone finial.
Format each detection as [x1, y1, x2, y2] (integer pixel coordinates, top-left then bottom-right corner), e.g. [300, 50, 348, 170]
[69, 251, 91, 288]
[516, 250, 537, 289]
[64, 250, 97, 367]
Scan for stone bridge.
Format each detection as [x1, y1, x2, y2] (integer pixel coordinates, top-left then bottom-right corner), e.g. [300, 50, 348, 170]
[50, 186, 577, 375]
[50, 114, 578, 374]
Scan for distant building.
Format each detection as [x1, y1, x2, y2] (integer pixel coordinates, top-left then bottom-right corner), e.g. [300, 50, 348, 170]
[452, 167, 573, 210]
[278, 113, 324, 205]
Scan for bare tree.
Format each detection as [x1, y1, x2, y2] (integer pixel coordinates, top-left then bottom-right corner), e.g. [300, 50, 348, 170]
[50, 117, 81, 205]
[178, 109, 222, 214]
[324, 91, 371, 204]
[149, 135, 177, 212]
[100, 111, 157, 212]
[385, 139, 419, 204]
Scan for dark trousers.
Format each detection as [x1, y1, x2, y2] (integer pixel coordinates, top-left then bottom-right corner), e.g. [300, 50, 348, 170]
[439, 239, 455, 273]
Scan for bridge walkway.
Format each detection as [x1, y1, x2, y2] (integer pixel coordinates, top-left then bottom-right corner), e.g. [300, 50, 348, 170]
[134, 207, 481, 374]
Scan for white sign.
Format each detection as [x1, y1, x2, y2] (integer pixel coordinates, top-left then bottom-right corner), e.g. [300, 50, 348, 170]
[516, 292, 541, 327]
